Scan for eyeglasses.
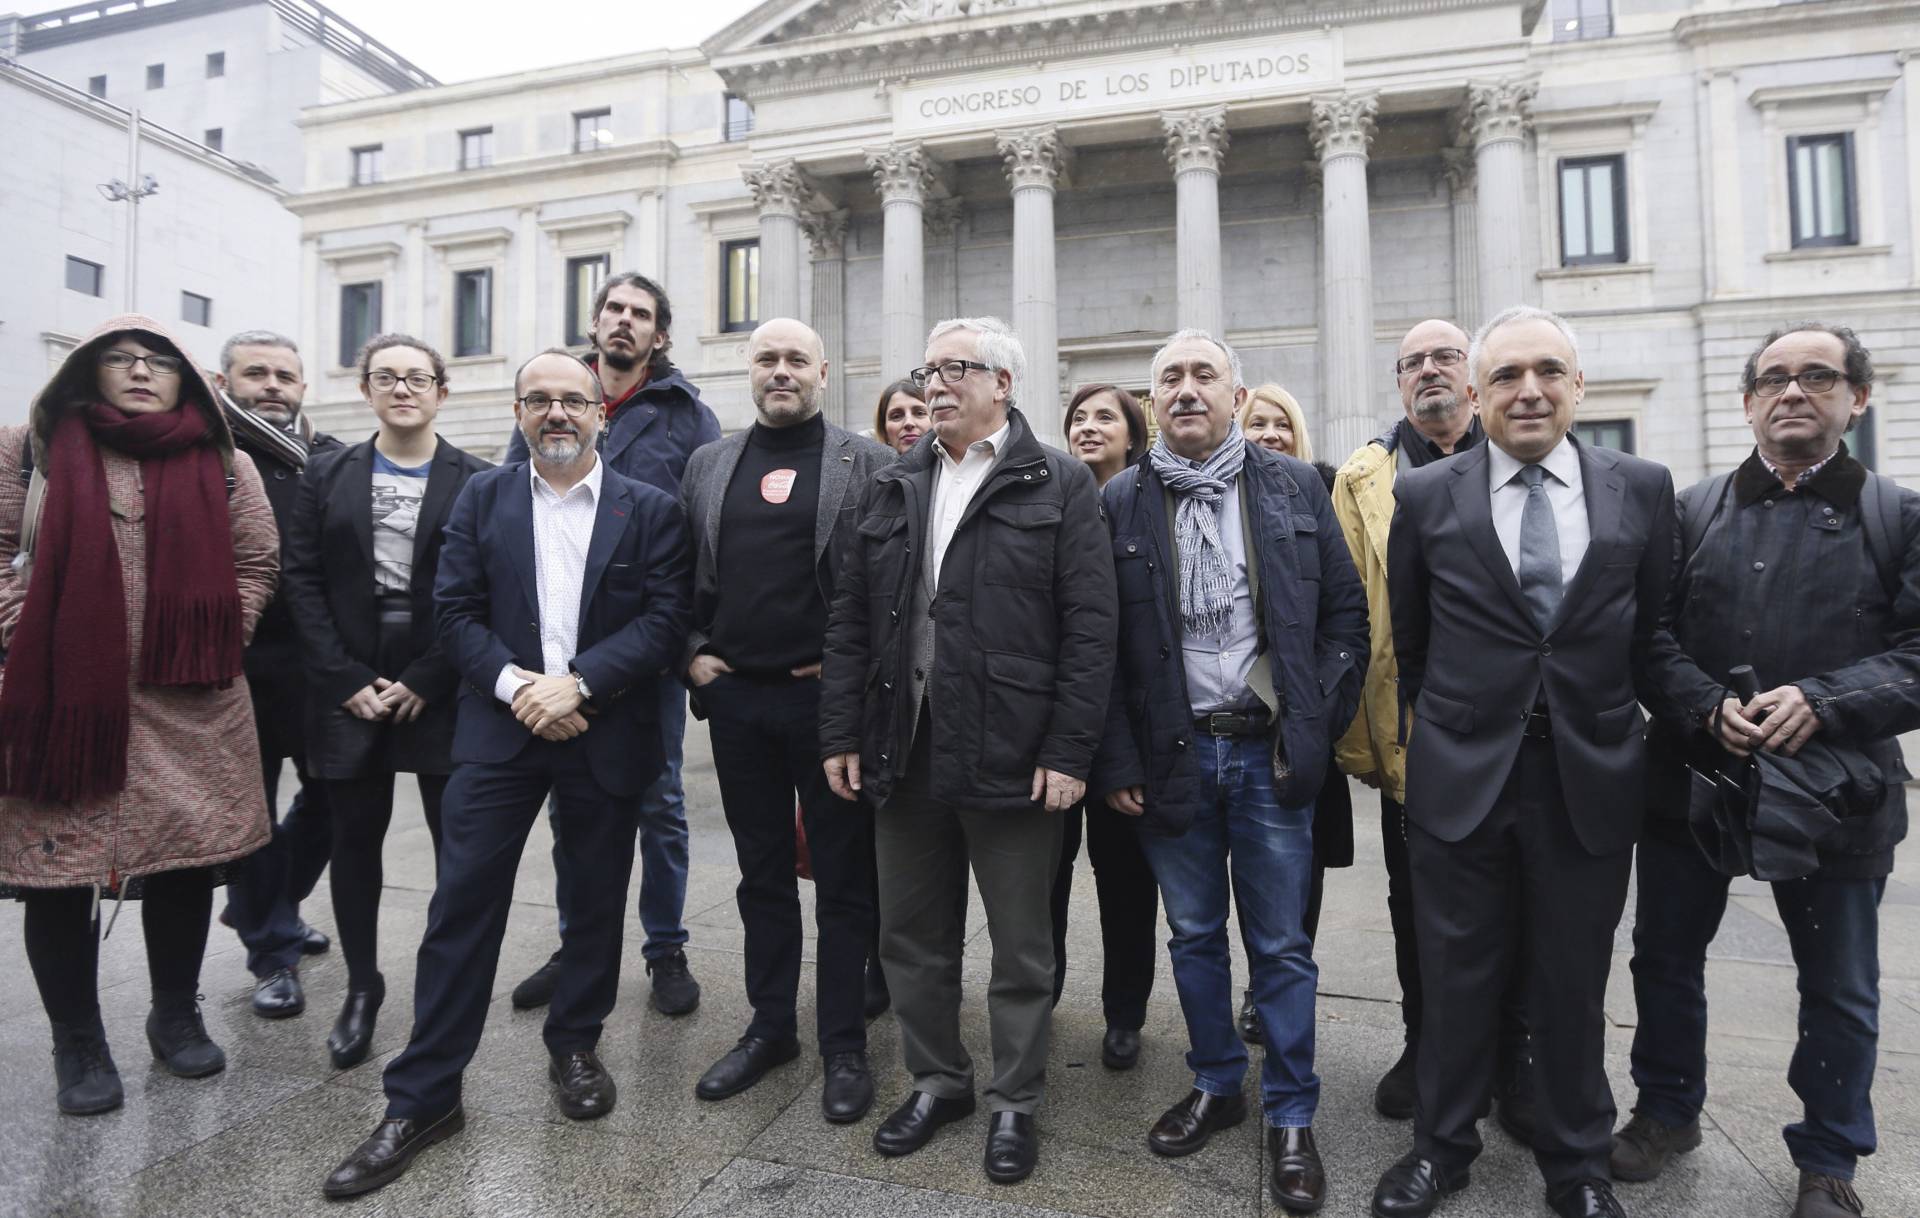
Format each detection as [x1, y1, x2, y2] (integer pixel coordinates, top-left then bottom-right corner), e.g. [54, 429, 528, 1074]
[1394, 347, 1466, 377]
[907, 360, 993, 389]
[1752, 368, 1846, 398]
[367, 371, 440, 393]
[99, 350, 183, 376]
[519, 392, 600, 417]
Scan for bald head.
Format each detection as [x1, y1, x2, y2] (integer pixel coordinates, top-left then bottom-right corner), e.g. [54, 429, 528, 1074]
[748, 316, 829, 427]
[1396, 318, 1473, 444]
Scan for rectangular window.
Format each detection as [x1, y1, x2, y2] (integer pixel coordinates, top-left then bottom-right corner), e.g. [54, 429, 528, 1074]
[1788, 133, 1857, 248]
[145, 62, 164, 89]
[339, 281, 382, 368]
[721, 239, 760, 333]
[65, 256, 104, 297]
[181, 291, 213, 328]
[453, 269, 492, 358]
[1550, 0, 1612, 40]
[351, 144, 382, 186]
[204, 128, 223, 153]
[205, 51, 225, 78]
[1572, 418, 1635, 454]
[1558, 154, 1628, 266]
[458, 127, 494, 171]
[724, 93, 754, 142]
[573, 108, 612, 153]
[565, 254, 610, 345]
[88, 75, 107, 97]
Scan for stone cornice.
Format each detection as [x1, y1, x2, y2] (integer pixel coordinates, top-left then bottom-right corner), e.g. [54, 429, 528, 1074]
[284, 140, 679, 216]
[1674, 0, 1920, 46]
[1457, 76, 1536, 148]
[1747, 77, 1899, 111]
[423, 225, 515, 249]
[998, 125, 1073, 190]
[1309, 92, 1379, 162]
[1162, 106, 1230, 176]
[1529, 99, 1660, 130]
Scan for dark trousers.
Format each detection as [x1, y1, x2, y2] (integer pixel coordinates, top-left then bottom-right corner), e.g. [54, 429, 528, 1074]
[1409, 738, 1631, 1188]
[1049, 800, 1158, 1030]
[1629, 831, 1884, 1178]
[23, 867, 215, 1026]
[224, 686, 334, 976]
[325, 770, 447, 990]
[382, 743, 647, 1119]
[703, 675, 873, 1056]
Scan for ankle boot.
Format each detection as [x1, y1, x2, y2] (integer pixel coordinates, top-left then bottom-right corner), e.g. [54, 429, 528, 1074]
[329, 975, 386, 1070]
[51, 1018, 124, 1115]
[147, 990, 226, 1078]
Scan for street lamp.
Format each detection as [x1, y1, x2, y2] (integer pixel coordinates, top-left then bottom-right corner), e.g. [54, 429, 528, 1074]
[95, 108, 158, 312]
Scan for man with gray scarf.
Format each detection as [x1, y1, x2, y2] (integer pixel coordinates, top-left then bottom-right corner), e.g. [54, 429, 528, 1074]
[1092, 330, 1367, 1212]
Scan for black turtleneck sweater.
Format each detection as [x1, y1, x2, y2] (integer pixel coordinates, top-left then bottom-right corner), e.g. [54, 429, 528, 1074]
[705, 412, 826, 675]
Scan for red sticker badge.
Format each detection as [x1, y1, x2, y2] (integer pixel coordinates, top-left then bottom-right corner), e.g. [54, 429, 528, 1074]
[761, 469, 798, 504]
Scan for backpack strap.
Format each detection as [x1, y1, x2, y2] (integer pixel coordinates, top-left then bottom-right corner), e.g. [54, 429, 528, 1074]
[1857, 470, 1904, 604]
[1680, 471, 1734, 568]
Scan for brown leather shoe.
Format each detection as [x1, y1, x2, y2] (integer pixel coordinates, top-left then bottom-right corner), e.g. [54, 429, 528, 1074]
[1147, 1087, 1246, 1157]
[1793, 1171, 1865, 1217]
[1268, 1125, 1325, 1214]
[1609, 1110, 1701, 1182]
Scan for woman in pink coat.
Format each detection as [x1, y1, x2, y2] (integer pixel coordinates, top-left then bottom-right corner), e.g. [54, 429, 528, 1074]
[0, 315, 277, 1115]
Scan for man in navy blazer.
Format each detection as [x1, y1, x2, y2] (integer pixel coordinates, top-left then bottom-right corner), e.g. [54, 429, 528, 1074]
[321, 349, 692, 1199]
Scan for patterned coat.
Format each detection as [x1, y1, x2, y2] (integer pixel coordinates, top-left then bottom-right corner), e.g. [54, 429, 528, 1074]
[0, 315, 277, 889]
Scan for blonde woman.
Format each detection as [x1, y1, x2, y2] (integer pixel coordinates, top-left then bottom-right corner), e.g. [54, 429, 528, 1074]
[1239, 384, 1313, 461]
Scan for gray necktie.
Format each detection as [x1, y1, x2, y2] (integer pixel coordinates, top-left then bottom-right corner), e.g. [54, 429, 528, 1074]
[1517, 463, 1562, 630]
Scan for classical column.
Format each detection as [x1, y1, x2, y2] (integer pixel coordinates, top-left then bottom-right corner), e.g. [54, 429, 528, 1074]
[743, 159, 809, 321]
[802, 207, 850, 428]
[997, 125, 1071, 441]
[1162, 106, 1230, 337]
[1460, 78, 1536, 317]
[923, 198, 965, 325]
[866, 144, 936, 383]
[1310, 91, 1380, 463]
[1442, 147, 1481, 330]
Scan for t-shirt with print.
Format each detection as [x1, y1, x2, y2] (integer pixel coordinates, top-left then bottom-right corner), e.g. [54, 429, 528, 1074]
[370, 448, 431, 595]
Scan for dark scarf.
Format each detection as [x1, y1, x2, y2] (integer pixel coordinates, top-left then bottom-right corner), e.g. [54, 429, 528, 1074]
[0, 402, 243, 803]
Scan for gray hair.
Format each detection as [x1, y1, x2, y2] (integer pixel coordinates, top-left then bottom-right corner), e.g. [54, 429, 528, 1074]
[515, 347, 606, 401]
[1468, 306, 1580, 388]
[1149, 328, 1245, 391]
[219, 329, 301, 376]
[927, 316, 1025, 411]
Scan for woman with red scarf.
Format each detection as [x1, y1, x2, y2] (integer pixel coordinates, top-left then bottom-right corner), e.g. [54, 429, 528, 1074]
[0, 315, 278, 1116]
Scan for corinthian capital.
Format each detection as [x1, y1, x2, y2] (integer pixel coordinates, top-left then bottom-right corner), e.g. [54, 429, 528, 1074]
[801, 208, 849, 260]
[997, 125, 1072, 191]
[866, 143, 936, 205]
[1459, 77, 1537, 148]
[742, 159, 812, 218]
[1309, 91, 1379, 162]
[923, 197, 966, 242]
[1161, 106, 1230, 175]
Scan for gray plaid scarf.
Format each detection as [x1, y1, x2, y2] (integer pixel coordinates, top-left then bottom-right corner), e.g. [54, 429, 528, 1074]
[1147, 428, 1247, 637]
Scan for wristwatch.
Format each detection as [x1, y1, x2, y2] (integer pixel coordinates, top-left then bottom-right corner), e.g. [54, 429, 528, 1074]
[571, 671, 593, 703]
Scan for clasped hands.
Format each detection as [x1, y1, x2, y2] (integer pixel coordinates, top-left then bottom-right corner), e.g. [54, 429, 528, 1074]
[341, 677, 426, 723]
[510, 667, 590, 741]
[1707, 683, 1819, 758]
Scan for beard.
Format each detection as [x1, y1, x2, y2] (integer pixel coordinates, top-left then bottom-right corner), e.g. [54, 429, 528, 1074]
[533, 427, 584, 463]
[753, 382, 820, 425]
[1411, 389, 1461, 423]
[237, 393, 298, 426]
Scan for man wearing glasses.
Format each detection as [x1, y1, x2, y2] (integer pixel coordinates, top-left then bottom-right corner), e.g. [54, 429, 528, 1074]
[1621, 324, 1917, 1218]
[322, 349, 691, 1198]
[820, 317, 1116, 1184]
[1329, 320, 1535, 1141]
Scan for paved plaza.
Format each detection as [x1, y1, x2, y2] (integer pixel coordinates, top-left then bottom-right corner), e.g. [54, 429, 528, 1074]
[3, 727, 1916, 1218]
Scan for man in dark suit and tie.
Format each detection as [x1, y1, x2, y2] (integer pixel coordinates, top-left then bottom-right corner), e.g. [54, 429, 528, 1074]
[1369, 306, 1675, 1218]
[319, 349, 692, 1199]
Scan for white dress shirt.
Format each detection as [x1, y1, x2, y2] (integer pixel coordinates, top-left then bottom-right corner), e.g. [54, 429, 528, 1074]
[494, 455, 604, 705]
[928, 417, 1011, 586]
[1488, 435, 1589, 588]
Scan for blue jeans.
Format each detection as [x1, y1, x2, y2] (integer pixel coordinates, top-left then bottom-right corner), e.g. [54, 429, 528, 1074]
[1137, 733, 1319, 1126]
[1629, 831, 1884, 1178]
[553, 683, 690, 960]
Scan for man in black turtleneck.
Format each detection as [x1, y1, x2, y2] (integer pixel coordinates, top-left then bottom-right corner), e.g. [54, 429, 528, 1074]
[678, 318, 894, 1123]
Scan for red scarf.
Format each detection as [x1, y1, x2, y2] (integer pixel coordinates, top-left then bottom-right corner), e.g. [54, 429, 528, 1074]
[0, 403, 242, 803]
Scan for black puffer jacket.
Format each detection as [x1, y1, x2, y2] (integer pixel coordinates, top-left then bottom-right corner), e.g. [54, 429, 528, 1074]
[819, 408, 1118, 811]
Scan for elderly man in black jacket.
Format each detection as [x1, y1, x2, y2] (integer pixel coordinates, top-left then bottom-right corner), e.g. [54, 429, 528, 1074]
[821, 315, 1116, 1185]
[1620, 322, 1920, 1218]
[1092, 330, 1366, 1214]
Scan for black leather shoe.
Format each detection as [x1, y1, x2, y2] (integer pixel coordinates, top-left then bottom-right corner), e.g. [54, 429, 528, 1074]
[549, 1049, 616, 1120]
[146, 991, 225, 1078]
[1547, 1177, 1627, 1218]
[321, 1107, 466, 1199]
[873, 1090, 976, 1157]
[822, 1051, 874, 1123]
[299, 921, 331, 956]
[864, 960, 892, 1020]
[252, 967, 305, 1019]
[50, 1019, 123, 1116]
[1238, 987, 1264, 1044]
[1610, 1110, 1701, 1182]
[1269, 1125, 1326, 1213]
[984, 1110, 1037, 1184]
[1101, 1026, 1141, 1070]
[1147, 1087, 1247, 1157]
[328, 979, 385, 1070]
[1371, 1151, 1468, 1218]
[695, 1035, 800, 1101]
[1374, 1042, 1416, 1120]
[511, 950, 563, 1010]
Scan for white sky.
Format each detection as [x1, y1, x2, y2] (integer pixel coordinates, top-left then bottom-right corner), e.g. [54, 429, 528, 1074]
[20, 0, 772, 83]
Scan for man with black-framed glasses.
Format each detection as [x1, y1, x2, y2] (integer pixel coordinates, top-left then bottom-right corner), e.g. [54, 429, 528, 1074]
[1624, 323, 1918, 1218]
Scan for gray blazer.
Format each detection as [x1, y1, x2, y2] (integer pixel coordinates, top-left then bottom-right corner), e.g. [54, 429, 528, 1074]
[678, 418, 895, 676]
